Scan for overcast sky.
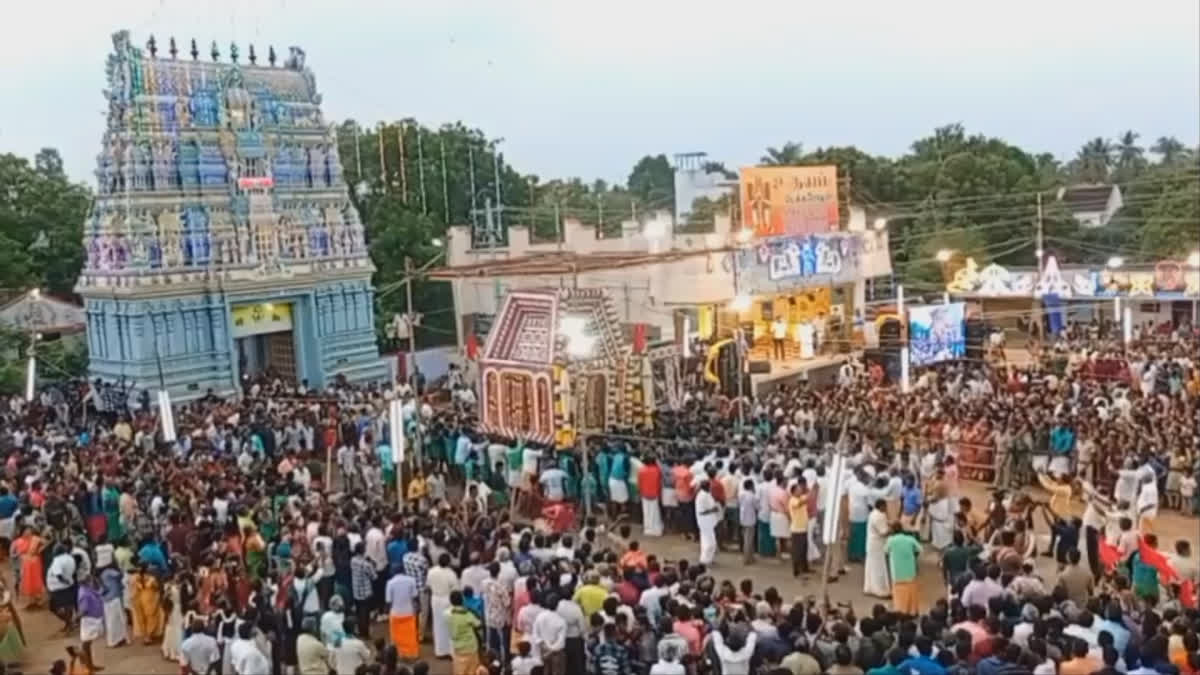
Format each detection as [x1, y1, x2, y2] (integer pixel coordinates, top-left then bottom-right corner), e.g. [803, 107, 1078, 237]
[3, 0, 1197, 187]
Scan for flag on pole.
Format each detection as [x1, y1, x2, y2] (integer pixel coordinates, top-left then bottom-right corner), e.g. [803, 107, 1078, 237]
[1136, 537, 1179, 582]
[24, 356, 36, 402]
[388, 399, 405, 466]
[1097, 538, 1121, 572]
[158, 390, 177, 443]
[1181, 580, 1197, 609]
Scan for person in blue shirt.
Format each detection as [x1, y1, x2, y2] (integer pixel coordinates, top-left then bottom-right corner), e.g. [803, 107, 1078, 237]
[386, 534, 408, 577]
[376, 443, 395, 491]
[0, 486, 19, 521]
[607, 444, 631, 520]
[1096, 606, 1131, 653]
[901, 475, 923, 529]
[868, 647, 911, 675]
[1050, 422, 1075, 456]
[594, 445, 612, 505]
[900, 637, 947, 675]
[136, 538, 168, 576]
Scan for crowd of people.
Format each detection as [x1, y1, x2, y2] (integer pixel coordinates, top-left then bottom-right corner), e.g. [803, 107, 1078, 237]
[0, 319, 1195, 675]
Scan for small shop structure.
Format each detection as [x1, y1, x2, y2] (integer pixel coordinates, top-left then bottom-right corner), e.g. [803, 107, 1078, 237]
[945, 255, 1200, 330]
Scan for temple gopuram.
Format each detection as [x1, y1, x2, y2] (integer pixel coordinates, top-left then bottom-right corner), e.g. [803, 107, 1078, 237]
[76, 30, 387, 399]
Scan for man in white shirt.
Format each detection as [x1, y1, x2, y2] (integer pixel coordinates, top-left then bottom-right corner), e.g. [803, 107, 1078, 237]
[960, 568, 1006, 609]
[180, 620, 221, 675]
[771, 317, 788, 360]
[539, 465, 568, 502]
[555, 590, 587, 672]
[1136, 473, 1159, 533]
[695, 481, 721, 565]
[46, 546, 78, 631]
[330, 625, 373, 675]
[230, 622, 271, 675]
[531, 594, 568, 675]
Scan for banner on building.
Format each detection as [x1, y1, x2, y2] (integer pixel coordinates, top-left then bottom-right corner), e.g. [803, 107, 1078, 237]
[731, 232, 862, 296]
[231, 302, 294, 338]
[908, 303, 966, 367]
[740, 165, 839, 238]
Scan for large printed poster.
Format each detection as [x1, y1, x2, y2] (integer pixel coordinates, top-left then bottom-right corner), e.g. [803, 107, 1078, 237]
[908, 303, 966, 366]
[740, 165, 839, 238]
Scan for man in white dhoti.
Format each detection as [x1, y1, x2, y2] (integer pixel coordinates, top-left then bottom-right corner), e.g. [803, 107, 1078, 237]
[1136, 473, 1159, 533]
[1113, 458, 1139, 506]
[100, 564, 129, 648]
[637, 457, 664, 537]
[927, 478, 955, 550]
[864, 499, 892, 598]
[695, 480, 721, 565]
[425, 554, 460, 658]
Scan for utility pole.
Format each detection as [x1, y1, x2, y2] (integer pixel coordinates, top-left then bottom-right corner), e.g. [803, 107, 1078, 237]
[416, 128, 427, 214]
[440, 137, 449, 223]
[468, 145, 478, 235]
[732, 259, 746, 430]
[1035, 192, 1044, 279]
[377, 122, 387, 194]
[353, 123, 362, 185]
[397, 123, 408, 203]
[404, 256, 423, 469]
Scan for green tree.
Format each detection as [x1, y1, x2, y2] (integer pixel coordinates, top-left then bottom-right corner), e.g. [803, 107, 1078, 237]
[1113, 130, 1146, 180]
[1073, 137, 1113, 183]
[0, 151, 91, 297]
[626, 154, 675, 210]
[1150, 136, 1188, 165]
[760, 142, 804, 166]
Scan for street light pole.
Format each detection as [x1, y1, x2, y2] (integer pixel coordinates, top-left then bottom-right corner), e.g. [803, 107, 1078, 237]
[731, 239, 748, 431]
[404, 256, 423, 470]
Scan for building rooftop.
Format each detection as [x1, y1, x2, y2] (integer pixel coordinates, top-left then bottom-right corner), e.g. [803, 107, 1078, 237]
[1056, 184, 1116, 213]
[428, 248, 721, 280]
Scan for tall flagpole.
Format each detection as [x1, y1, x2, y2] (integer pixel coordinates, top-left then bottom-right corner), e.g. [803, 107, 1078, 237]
[440, 136, 450, 223]
[416, 128, 428, 214]
[377, 122, 387, 193]
[397, 123, 408, 203]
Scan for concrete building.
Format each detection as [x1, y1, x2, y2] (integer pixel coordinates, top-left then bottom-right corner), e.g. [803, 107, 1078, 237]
[1056, 184, 1124, 228]
[75, 31, 386, 400]
[432, 206, 893, 356]
[673, 152, 735, 224]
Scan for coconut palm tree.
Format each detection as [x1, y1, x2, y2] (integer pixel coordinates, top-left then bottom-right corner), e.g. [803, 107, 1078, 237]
[760, 142, 804, 166]
[1075, 137, 1112, 183]
[1151, 136, 1186, 165]
[1113, 130, 1146, 179]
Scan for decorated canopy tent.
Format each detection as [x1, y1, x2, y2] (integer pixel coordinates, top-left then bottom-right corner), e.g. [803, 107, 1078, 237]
[478, 288, 669, 448]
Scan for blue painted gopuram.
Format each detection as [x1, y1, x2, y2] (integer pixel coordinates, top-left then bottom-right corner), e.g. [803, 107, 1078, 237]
[76, 31, 388, 399]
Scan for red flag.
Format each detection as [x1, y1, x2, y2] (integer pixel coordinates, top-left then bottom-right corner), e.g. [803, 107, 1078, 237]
[1180, 579, 1197, 609]
[632, 323, 647, 354]
[466, 333, 479, 360]
[1097, 538, 1121, 572]
[1136, 537, 1179, 583]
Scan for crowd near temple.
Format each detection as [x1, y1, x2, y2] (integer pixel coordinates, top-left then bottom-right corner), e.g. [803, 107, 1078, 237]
[0, 26, 1197, 675]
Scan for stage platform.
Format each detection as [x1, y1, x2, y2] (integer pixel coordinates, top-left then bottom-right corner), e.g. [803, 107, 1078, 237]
[748, 351, 856, 396]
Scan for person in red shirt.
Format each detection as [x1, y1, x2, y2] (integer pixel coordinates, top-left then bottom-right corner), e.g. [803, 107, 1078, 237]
[672, 460, 697, 540]
[637, 457, 664, 537]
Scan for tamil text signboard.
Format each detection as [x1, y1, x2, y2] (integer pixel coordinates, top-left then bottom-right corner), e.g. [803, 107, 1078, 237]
[732, 232, 862, 296]
[740, 165, 839, 238]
